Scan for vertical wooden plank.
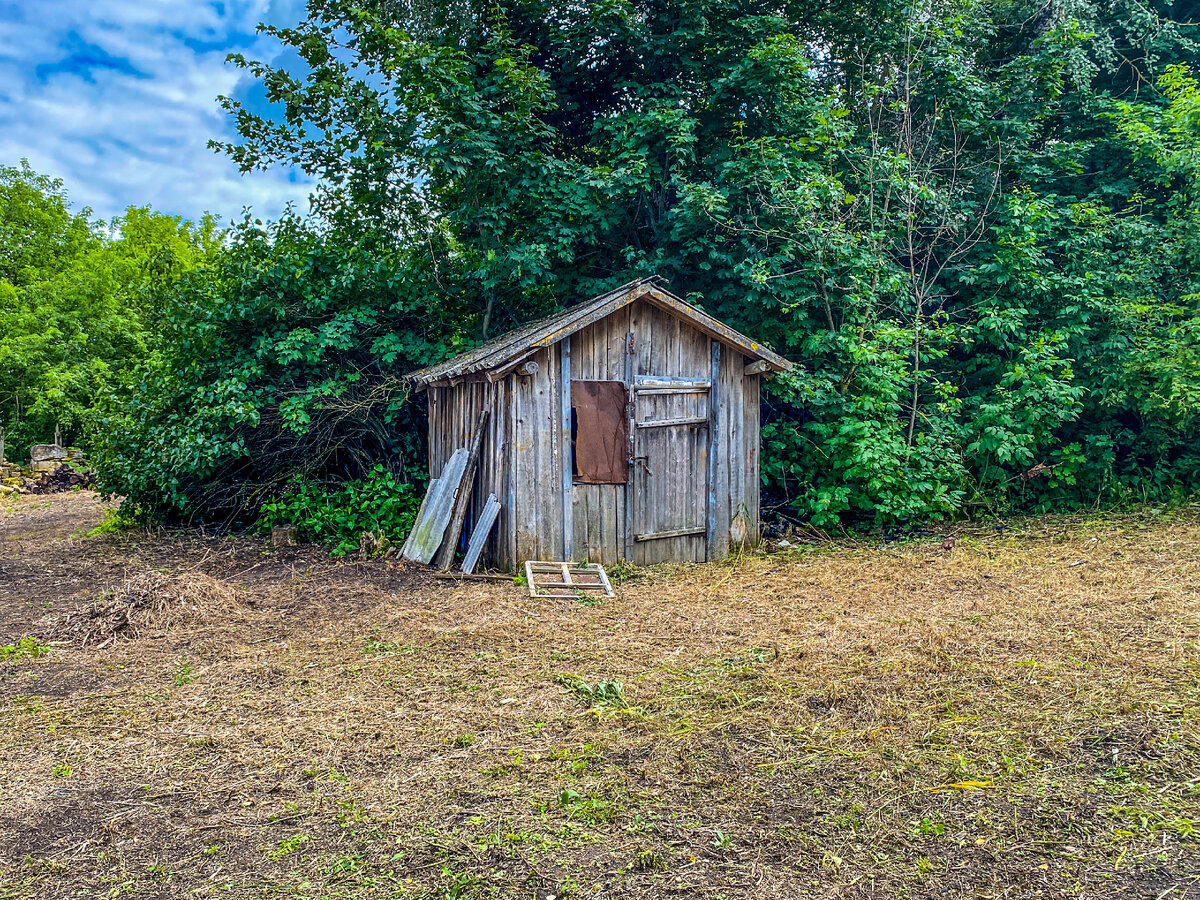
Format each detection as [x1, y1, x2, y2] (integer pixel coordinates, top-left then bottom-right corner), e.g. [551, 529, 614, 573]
[587, 489, 601, 561]
[514, 356, 557, 565]
[665, 308, 682, 377]
[501, 377, 517, 571]
[573, 493, 589, 562]
[425, 389, 436, 484]
[628, 309, 638, 564]
[610, 306, 629, 562]
[494, 379, 509, 569]
[605, 306, 622, 381]
[561, 336, 573, 561]
[626, 305, 640, 562]
[691, 319, 710, 377]
[632, 300, 652, 378]
[542, 345, 562, 560]
[462, 493, 501, 574]
[461, 383, 474, 549]
[714, 347, 734, 558]
[426, 387, 442, 480]
[613, 480, 625, 565]
[744, 371, 761, 547]
[588, 323, 604, 561]
[707, 340, 721, 561]
[530, 358, 543, 563]
[569, 326, 585, 562]
[729, 353, 747, 552]
[573, 324, 588, 564]
[477, 382, 499, 569]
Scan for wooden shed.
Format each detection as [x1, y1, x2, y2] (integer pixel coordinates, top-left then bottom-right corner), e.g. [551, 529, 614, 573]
[405, 277, 792, 571]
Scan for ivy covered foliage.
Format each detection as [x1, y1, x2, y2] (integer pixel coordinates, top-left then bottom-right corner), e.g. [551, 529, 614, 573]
[257, 466, 421, 556]
[71, 0, 1200, 530]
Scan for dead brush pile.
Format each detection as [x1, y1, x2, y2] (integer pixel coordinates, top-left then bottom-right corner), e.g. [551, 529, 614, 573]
[40, 571, 239, 648]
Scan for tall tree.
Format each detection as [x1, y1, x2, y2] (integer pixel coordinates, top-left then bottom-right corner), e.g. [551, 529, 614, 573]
[0, 163, 221, 459]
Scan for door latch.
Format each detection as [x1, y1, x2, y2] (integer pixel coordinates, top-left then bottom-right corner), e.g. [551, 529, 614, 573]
[629, 455, 653, 477]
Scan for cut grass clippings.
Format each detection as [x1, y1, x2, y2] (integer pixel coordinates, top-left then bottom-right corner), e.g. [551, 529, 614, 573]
[0, 493, 1197, 899]
[39, 571, 242, 648]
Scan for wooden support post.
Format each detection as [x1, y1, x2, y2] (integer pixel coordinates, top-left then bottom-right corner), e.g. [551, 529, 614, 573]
[433, 405, 492, 570]
[561, 336, 573, 561]
[54, 423, 62, 448]
[0, 425, 5, 464]
[623, 327, 635, 561]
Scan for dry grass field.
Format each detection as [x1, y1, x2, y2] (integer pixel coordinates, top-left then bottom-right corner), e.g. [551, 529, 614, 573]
[0, 491, 1197, 899]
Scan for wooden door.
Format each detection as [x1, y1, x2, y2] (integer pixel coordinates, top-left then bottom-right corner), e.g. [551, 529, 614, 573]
[632, 377, 710, 564]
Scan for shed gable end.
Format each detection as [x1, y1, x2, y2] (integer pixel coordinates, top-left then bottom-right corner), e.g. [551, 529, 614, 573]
[406, 278, 790, 389]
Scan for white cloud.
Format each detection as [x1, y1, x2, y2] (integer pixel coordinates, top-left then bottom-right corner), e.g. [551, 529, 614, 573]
[0, 0, 315, 225]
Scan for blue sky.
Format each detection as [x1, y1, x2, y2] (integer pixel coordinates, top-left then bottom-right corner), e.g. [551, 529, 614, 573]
[0, 0, 316, 225]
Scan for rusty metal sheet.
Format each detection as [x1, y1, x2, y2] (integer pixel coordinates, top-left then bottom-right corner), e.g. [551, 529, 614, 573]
[571, 380, 629, 485]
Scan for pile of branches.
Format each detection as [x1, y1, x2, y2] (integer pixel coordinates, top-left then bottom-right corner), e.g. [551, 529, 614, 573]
[40, 571, 238, 648]
[25, 464, 95, 494]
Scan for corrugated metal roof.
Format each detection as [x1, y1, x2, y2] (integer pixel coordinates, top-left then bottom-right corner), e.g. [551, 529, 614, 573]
[406, 276, 791, 388]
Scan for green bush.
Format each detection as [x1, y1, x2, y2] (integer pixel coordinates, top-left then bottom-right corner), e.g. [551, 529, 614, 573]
[257, 465, 422, 556]
[0, 163, 221, 460]
[91, 215, 451, 525]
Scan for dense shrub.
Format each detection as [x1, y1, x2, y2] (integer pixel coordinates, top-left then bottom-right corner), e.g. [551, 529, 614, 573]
[203, 0, 1200, 530]
[0, 162, 219, 459]
[91, 215, 467, 524]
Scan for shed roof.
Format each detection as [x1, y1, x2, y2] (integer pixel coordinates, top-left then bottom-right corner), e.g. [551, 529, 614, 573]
[406, 277, 792, 390]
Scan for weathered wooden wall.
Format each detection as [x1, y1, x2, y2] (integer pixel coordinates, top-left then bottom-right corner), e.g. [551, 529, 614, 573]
[426, 297, 763, 571]
[565, 298, 760, 567]
[710, 336, 760, 560]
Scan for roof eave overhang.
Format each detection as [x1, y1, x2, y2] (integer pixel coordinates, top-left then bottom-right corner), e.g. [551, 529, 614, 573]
[406, 282, 792, 391]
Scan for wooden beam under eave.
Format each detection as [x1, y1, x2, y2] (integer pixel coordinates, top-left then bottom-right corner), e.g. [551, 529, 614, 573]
[485, 352, 539, 383]
[448, 373, 492, 388]
[744, 360, 773, 376]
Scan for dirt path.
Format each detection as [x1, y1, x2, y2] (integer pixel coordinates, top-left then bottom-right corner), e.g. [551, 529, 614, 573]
[0, 492, 426, 639]
[0, 493, 117, 640]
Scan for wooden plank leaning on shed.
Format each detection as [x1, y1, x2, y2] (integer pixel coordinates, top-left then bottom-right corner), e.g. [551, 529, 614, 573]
[433, 404, 493, 569]
[400, 448, 469, 564]
[461, 493, 501, 574]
